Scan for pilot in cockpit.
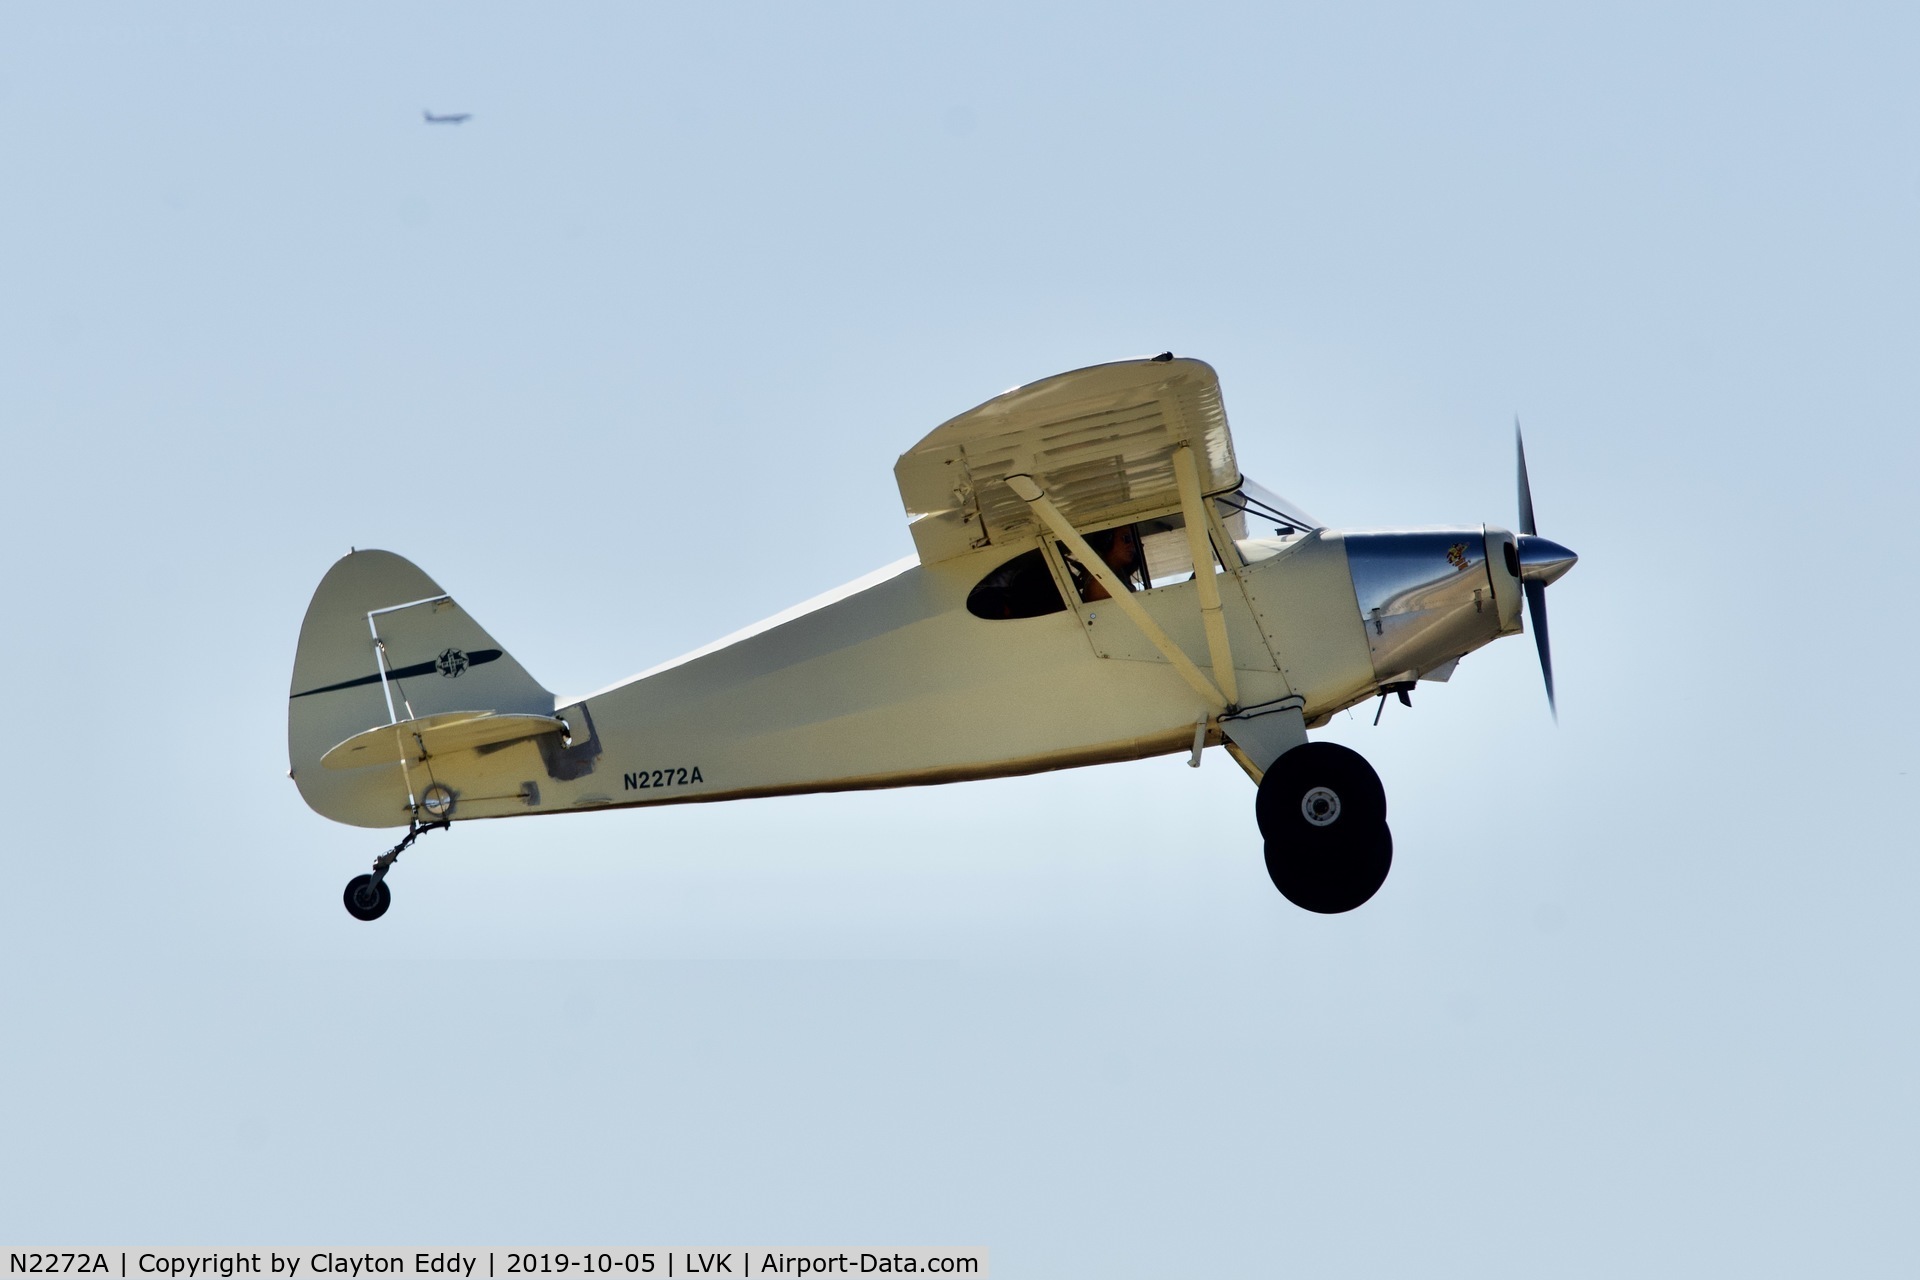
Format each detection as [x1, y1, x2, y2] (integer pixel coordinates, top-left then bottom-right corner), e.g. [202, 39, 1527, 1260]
[1067, 524, 1145, 601]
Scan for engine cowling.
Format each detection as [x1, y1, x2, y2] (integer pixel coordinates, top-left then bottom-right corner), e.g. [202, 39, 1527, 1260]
[1342, 527, 1523, 688]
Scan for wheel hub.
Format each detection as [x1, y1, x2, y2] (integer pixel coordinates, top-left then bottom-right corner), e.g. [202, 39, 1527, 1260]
[1301, 786, 1341, 827]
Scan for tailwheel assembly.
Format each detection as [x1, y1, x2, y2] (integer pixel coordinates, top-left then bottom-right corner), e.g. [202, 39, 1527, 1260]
[339, 818, 449, 922]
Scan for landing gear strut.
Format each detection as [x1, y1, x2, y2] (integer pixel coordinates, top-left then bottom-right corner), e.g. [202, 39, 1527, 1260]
[1256, 742, 1393, 914]
[341, 819, 450, 922]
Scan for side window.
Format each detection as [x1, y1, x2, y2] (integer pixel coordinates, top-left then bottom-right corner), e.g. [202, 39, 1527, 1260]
[967, 549, 1067, 619]
[1135, 512, 1243, 585]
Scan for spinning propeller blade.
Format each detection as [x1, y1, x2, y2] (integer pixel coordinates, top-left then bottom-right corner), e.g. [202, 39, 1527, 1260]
[1525, 578, 1555, 719]
[1517, 418, 1538, 538]
[1513, 421, 1576, 720]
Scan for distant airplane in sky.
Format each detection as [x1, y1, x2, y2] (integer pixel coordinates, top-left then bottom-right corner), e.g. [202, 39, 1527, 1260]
[423, 110, 471, 124]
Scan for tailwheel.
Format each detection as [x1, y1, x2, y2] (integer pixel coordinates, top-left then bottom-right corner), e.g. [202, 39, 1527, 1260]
[337, 818, 447, 922]
[1256, 742, 1393, 914]
[343, 873, 392, 922]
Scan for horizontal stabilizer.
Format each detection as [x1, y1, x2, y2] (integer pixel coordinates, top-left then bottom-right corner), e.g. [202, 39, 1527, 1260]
[321, 711, 567, 771]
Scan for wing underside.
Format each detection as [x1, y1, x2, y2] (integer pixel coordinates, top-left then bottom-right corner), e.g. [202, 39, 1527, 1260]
[894, 357, 1240, 563]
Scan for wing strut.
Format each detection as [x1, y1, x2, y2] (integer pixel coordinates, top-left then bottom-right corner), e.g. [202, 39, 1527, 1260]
[1172, 446, 1239, 709]
[1005, 473, 1228, 713]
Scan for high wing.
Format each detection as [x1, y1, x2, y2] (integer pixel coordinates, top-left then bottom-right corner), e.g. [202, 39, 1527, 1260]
[894, 356, 1241, 564]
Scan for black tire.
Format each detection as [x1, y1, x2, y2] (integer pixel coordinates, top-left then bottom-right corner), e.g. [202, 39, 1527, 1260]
[343, 873, 391, 922]
[1256, 743, 1392, 913]
[1265, 820, 1394, 914]
[1254, 741, 1386, 840]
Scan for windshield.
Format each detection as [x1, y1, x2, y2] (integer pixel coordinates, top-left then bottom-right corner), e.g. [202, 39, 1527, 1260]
[1219, 478, 1322, 536]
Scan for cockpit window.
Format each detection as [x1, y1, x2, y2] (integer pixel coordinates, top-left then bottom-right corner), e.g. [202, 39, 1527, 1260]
[967, 549, 1067, 619]
[1222, 480, 1322, 536]
[1136, 515, 1196, 585]
[967, 526, 1150, 618]
[1133, 508, 1241, 584]
[968, 484, 1318, 620]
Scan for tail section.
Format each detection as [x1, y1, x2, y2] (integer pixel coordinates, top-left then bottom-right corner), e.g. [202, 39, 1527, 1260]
[289, 549, 555, 828]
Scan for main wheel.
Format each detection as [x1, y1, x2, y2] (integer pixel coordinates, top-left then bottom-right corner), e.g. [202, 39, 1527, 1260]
[1264, 821, 1393, 914]
[343, 873, 391, 922]
[1254, 741, 1385, 839]
[1256, 742, 1392, 913]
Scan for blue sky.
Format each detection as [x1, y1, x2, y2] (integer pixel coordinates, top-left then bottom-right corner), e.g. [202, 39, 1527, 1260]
[2, 2, 1915, 1274]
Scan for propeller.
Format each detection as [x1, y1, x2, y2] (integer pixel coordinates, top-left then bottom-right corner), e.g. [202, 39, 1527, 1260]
[1514, 420, 1577, 719]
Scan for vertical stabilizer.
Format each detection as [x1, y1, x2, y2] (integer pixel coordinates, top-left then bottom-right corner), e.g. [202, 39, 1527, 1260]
[288, 549, 552, 828]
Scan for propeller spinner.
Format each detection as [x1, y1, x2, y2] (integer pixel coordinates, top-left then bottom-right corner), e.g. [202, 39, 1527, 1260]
[1514, 422, 1577, 718]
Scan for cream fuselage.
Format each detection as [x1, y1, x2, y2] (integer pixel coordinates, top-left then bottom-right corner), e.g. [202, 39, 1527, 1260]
[294, 526, 1522, 830]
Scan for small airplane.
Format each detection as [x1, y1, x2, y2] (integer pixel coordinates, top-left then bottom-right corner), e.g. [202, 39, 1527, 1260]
[288, 355, 1577, 921]
[422, 110, 471, 124]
